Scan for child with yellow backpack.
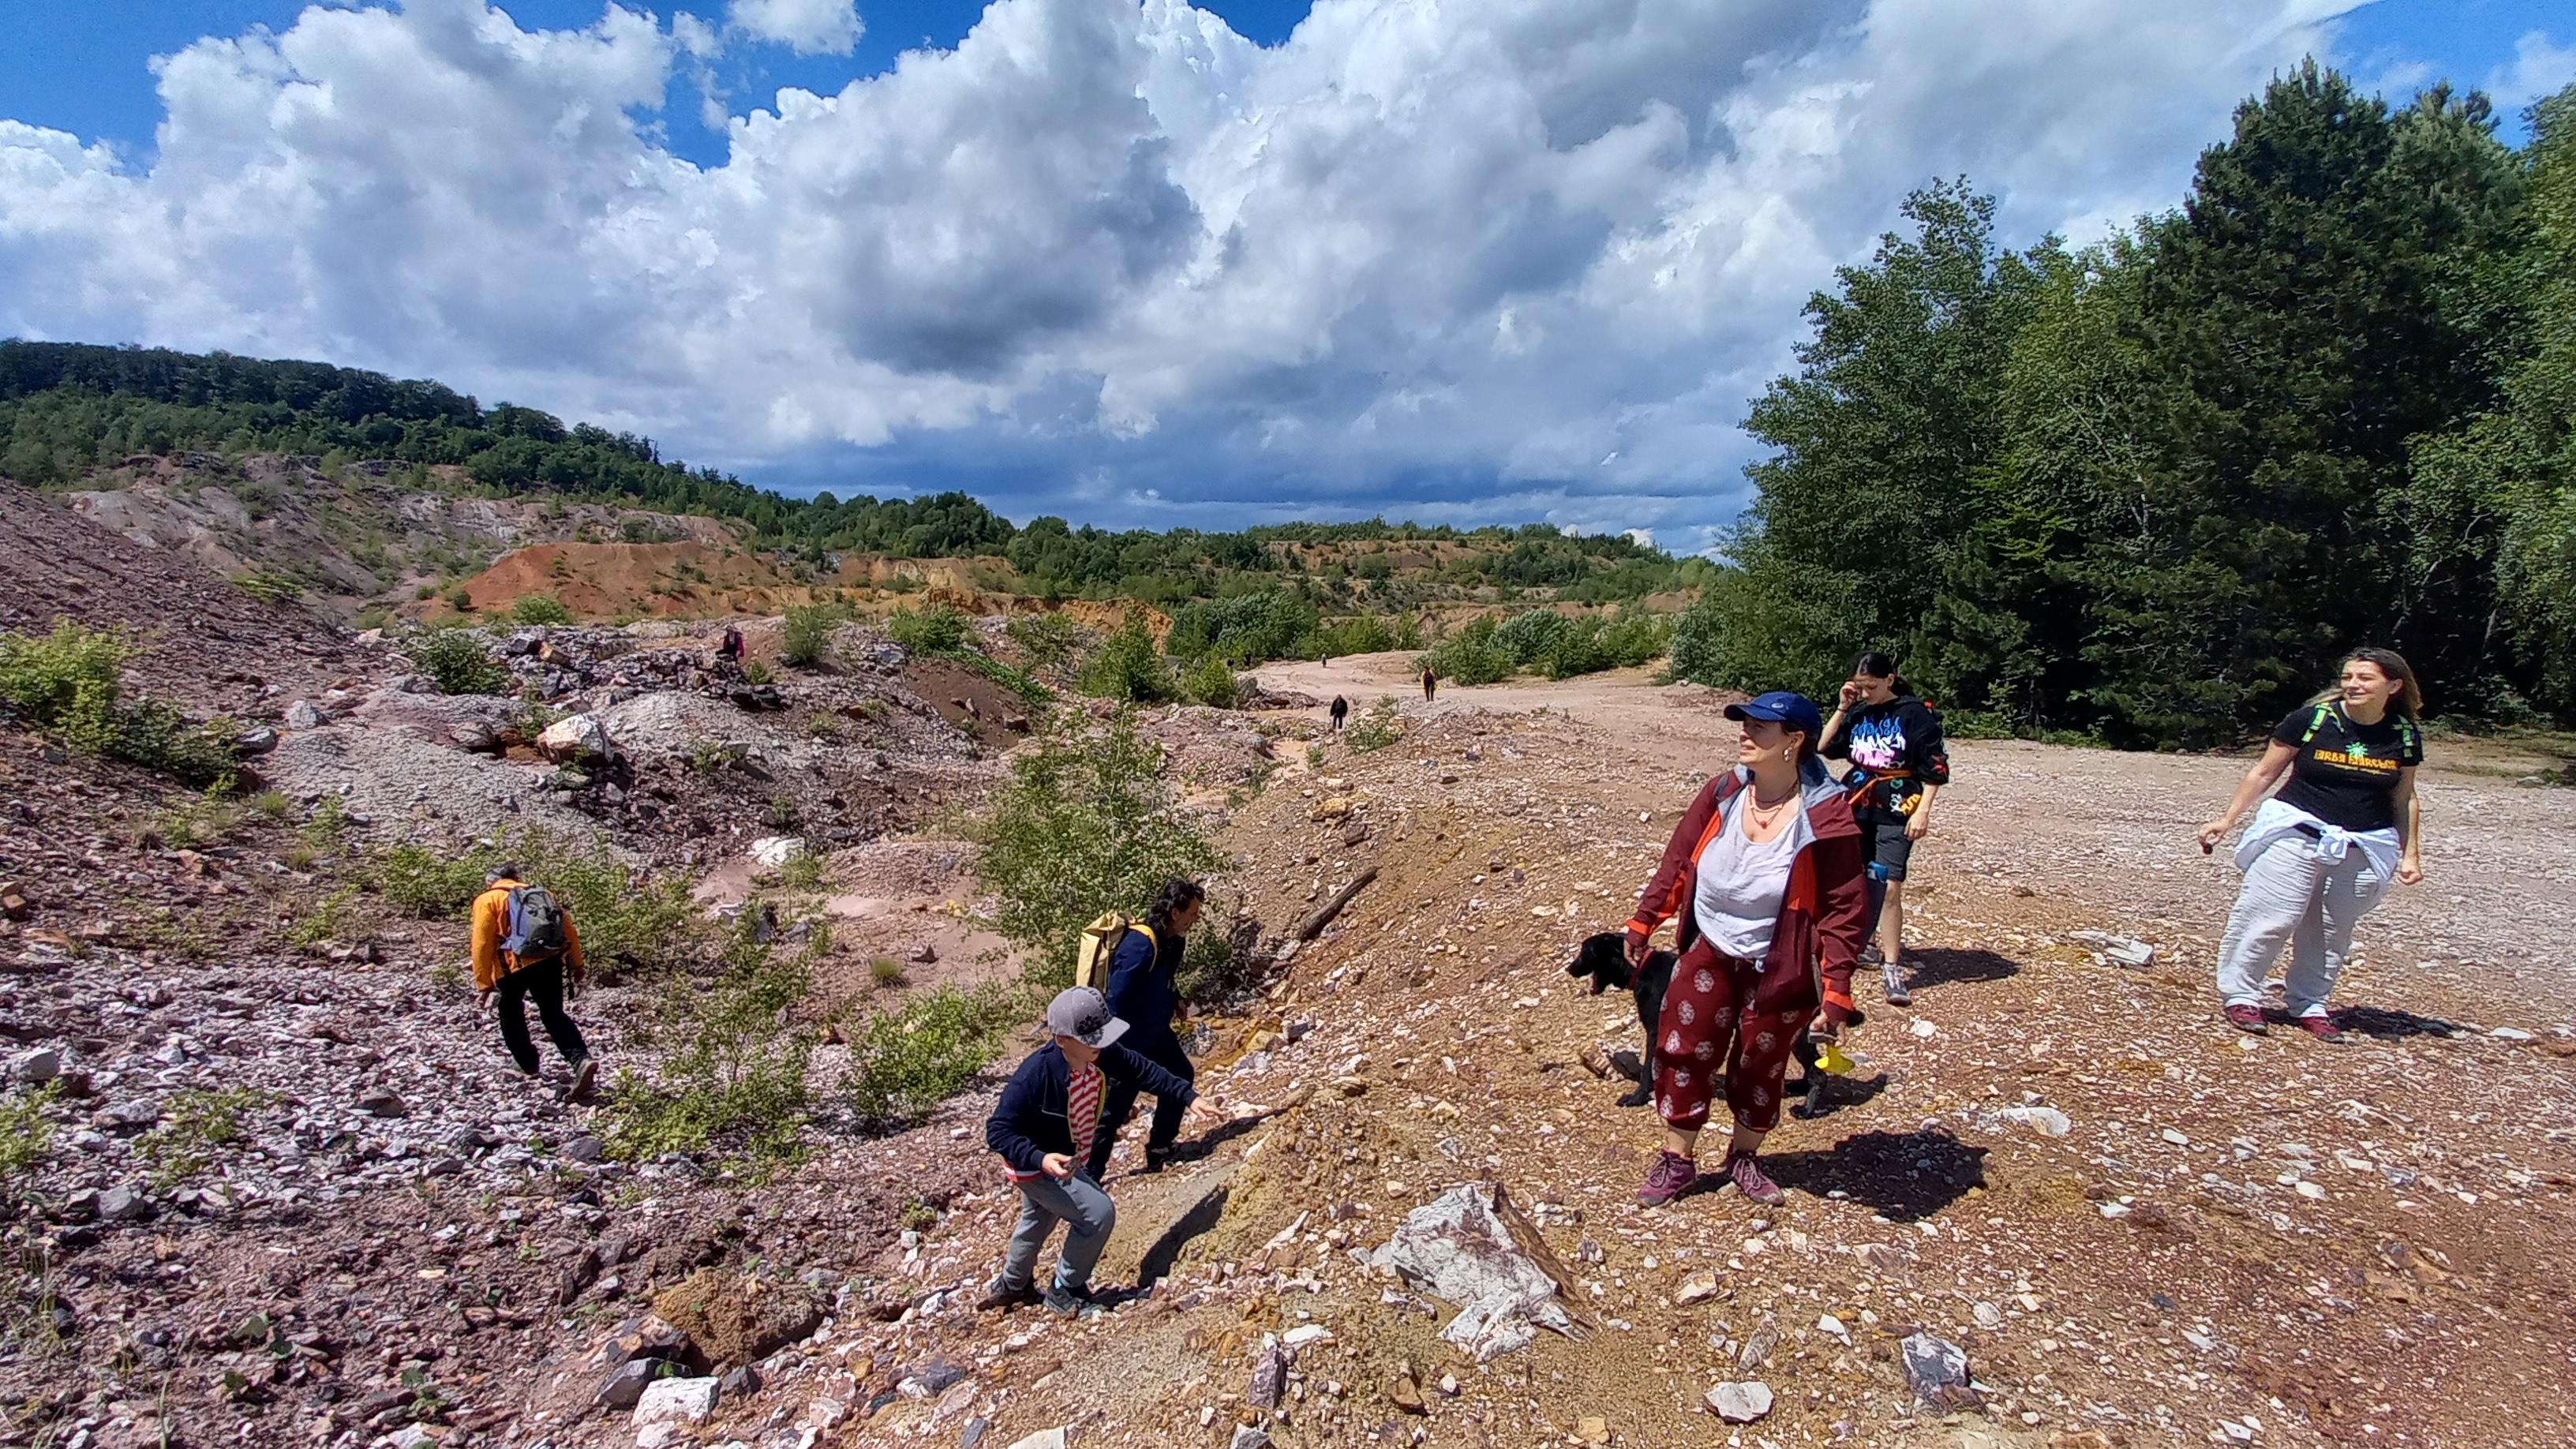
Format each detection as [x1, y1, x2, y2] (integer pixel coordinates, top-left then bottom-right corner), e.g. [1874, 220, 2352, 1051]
[1076, 879, 1206, 1178]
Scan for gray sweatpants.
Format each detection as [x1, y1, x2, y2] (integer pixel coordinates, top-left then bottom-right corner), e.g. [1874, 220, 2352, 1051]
[2213, 833, 2389, 1017]
[998, 1170, 1116, 1293]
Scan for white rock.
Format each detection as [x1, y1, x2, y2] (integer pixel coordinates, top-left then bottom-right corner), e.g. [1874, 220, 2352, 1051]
[1002, 1431, 1068, 1449]
[1282, 1324, 1334, 1349]
[1816, 1312, 1848, 1337]
[2491, 1026, 2534, 1042]
[1908, 1017, 1938, 1038]
[749, 835, 806, 868]
[631, 1376, 719, 1428]
[537, 713, 613, 762]
[2161, 1129, 2189, 1146]
[1972, 1301, 2003, 1328]
[1994, 1105, 2072, 1137]
[1704, 1380, 1773, 1423]
[1673, 1271, 1720, 1305]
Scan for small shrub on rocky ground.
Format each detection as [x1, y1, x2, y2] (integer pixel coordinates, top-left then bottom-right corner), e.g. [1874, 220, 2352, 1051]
[1173, 915, 1264, 1005]
[1414, 616, 1514, 687]
[415, 630, 508, 695]
[246, 788, 292, 818]
[1183, 653, 1241, 709]
[1076, 612, 1179, 703]
[286, 884, 367, 948]
[886, 603, 969, 656]
[1004, 612, 1080, 669]
[603, 928, 822, 1170]
[972, 709, 1221, 987]
[869, 956, 904, 987]
[840, 984, 1025, 1131]
[510, 593, 574, 625]
[781, 603, 846, 667]
[0, 1083, 62, 1191]
[776, 848, 825, 890]
[137, 1087, 266, 1187]
[0, 621, 237, 783]
[1346, 696, 1402, 752]
[153, 786, 244, 848]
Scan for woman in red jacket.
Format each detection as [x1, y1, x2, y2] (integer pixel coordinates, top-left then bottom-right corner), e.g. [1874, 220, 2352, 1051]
[1623, 691, 1870, 1207]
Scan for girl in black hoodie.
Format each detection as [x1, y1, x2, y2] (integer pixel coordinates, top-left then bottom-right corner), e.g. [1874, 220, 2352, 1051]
[1820, 653, 1949, 1005]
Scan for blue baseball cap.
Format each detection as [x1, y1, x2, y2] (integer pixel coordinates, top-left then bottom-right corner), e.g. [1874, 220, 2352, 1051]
[1724, 690, 1825, 742]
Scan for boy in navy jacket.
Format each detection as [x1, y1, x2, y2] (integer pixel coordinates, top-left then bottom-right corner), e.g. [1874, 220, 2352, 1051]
[978, 987, 1201, 1316]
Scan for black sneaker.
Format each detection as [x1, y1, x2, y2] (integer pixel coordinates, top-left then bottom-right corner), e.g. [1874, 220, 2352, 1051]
[975, 1278, 1043, 1312]
[566, 1056, 599, 1099]
[1043, 1284, 1104, 1318]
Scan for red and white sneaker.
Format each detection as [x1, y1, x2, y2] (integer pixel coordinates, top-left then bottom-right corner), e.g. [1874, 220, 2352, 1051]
[2295, 1010, 2346, 1043]
[2222, 1004, 2267, 1035]
[1724, 1149, 1786, 1207]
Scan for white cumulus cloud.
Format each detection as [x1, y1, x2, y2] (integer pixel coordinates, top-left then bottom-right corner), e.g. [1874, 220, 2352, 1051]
[0, 0, 2360, 534]
[728, 0, 863, 55]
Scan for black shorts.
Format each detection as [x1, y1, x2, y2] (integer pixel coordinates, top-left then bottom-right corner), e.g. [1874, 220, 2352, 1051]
[1852, 804, 1913, 881]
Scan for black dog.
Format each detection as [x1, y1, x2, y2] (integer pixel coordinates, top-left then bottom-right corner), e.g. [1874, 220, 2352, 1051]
[1567, 930, 1864, 1116]
[1567, 931, 1673, 1107]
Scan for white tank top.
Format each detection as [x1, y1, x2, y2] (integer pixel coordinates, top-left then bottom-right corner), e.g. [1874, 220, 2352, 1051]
[1692, 809, 1801, 960]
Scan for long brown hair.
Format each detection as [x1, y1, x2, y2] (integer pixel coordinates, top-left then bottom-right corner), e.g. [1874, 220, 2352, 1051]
[2310, 646, 2422, 721]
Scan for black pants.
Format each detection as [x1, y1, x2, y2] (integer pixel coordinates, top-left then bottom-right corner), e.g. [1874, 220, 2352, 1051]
[497, 957, 588, 1074]
[1086, 1028, 1194, 1178]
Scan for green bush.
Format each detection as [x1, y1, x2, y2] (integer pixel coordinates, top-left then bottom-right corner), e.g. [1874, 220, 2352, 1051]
[137, 1087, 267, 1187]
[0, 620, 237, 784]
[0, 1082, 61, 1191]
[510, 592, 574, 625]
[447, 586, 474, 613]
[972, 709, 1220, 986]
[1173, 917, 1256, 1005]
[953, 650, 1053, 712]
[1416, 616, 1514, 686]
[781, 603, 844, 666]
[1166, 593, 1319, 665]
[604, 930, 819, 1167]
[1076, 612, 1179, 703]
[1004, 612, 1081, 669]
[1346, 696, 1403, 752]
[1490, 608, 1572, 668]
[1305, 614, 1397, 657]
[369, 829, 703, 975]
[886, 603, 970, 656]
[415, 631, 508, 695]
[840, 984, 1027, 1130]
[1183, 653, 1241, 710]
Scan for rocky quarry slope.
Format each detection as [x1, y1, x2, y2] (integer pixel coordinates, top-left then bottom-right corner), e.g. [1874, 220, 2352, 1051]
[3, 484, 2575, 1449]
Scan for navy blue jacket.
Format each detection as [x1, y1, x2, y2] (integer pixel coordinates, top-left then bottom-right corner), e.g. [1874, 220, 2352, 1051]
[1103, 925, 1185, 1044]
[985, 1041, 1196, 1177]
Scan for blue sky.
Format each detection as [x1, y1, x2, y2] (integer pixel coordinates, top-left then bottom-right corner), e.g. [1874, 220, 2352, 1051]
[1, 0, 2569, 545]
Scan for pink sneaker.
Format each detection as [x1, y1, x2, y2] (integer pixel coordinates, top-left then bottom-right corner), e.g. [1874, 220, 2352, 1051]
[1637, 1149, 1696, 1206]
[1725, 1149, 1786, 1207]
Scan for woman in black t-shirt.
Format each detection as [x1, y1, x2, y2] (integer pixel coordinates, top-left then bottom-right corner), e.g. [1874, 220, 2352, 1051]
[1820, 652, 1950, 1006]
[2196, 648, 2427, 1042]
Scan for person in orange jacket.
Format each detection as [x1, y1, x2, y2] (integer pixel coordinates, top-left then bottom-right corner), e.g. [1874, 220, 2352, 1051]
[470, 864, 597, 1097]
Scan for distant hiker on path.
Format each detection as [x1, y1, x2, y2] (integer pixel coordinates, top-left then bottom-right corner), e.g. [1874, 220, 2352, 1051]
[1622, 691, 1867, 1208]
[470, 864, 597, 1099]
[1820, 653, 1950, 1006]
[2200, 648, 2426, 1042]
[1421, 665, 1438, 702]
[1330, 695, 1349, 731]
[1087, 880, 1207, 1178]
[979, 987, 1205, 1317]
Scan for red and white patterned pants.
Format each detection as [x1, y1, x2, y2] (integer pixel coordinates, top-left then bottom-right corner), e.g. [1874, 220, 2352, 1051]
[1653, 938, 1816, 1134]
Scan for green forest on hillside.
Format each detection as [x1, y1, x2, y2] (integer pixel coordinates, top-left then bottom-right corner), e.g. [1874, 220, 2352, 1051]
[1673, 66, 2576, 745]
[0, 342, 1698, 612]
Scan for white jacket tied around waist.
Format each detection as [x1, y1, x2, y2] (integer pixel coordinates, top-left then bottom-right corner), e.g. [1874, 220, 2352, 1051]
[2233, 796, 2401, 886]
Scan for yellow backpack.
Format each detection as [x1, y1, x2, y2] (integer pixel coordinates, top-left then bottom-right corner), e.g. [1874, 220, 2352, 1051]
[1073, 913, 1155, 991]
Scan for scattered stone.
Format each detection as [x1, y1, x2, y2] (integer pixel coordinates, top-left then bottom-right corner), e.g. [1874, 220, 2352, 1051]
[107, 1099, 159, 1131]
[8, 1047, 59, 1084]
[2491, 1026, 2534, 1042]
[1001, 1431, 1067, 1449]
[1898, 1331, 1979, 1408]
[1673, 1271, 1719, 1305]
[59, 1188, 100, 1222]
[283, 700, 324, 729]
[1704, 1380, 1773, 1423]
[562, 1134, 606, 1163]
[595, 1357, 670, 1410]
[1385, 1372, 1427, 1415]
[630, 1375, 720, 1428]
[1364, 1181, 1585, 1361]
[358, 1089, 407, 1118]
[1577, 1415, 1609, 1444]
[1991, 1104, 2072, 1137]
[537, 713, 613, 762]
[1229, 1428, 1271, 1449]
[719, 1363, 762, 1400]
[0, 884, 29, 921]
[98, 1186, 153, 1222]
[1248, 1336, 1290, 1408]
[1736, 1320, 1778, 1371]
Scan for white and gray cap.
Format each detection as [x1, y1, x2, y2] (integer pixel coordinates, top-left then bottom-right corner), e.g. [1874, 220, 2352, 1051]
[1045, 987, 1128, 1050]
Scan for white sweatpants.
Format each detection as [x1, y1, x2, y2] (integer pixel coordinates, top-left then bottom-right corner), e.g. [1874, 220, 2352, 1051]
[2213, 833, 2389, 1017]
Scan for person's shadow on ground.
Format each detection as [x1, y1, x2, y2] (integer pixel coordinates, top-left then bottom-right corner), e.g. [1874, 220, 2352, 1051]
[2320, 1004, 2465, 1040]
[1902, 948, 2022, 992]
[1731, 1129, 1990, 1222]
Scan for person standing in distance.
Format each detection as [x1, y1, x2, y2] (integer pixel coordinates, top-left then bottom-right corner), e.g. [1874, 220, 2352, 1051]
[1086, 880, 1208, 1178]
[2199, 648, 2427, 1041]
[470, 864, 598, 1099]
[1819, 653, 1949, 1005]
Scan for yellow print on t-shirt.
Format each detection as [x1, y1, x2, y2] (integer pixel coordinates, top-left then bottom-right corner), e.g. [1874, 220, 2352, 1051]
[2313, 743, 2401, 775]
